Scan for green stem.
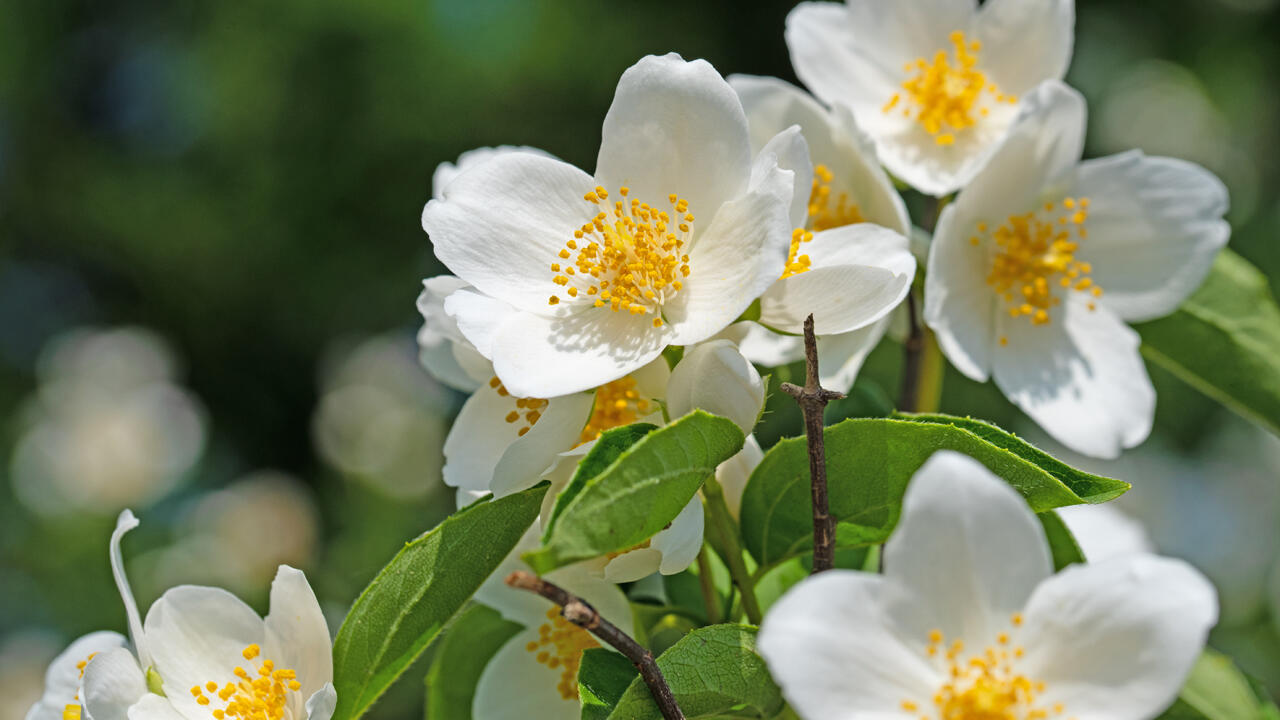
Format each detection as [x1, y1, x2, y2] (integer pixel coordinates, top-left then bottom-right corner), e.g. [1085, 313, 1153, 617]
[701, 477, 763, 625]
[915, 326, 945, 414]
[695, 546, 722, 625]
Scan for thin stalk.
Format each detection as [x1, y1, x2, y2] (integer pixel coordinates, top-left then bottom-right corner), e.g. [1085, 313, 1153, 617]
[701, 476, 763, 625]
[695, 546, 722, 625]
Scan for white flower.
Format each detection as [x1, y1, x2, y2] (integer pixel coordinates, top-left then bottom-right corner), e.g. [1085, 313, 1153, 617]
[759, 451, 1217, 720]
[443, 339, 766, 582]
[28, 512, 336, 720]
[421, 53, 799, 397]
[415, 276, 494, 393]
[470, 530, 633, 720]
[722, 75, 916, 392]
[11, 327, 206, 517]
[1057, 504, 1154, 563]
[786, 0, 1074, 196]
[924, 81, 1229, 458]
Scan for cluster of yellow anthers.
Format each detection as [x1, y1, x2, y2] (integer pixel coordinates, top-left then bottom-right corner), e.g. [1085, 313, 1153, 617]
[577, 376, 651, 445]
[488, 376, 547, 438]
[884, 30, 1016, 146]
[548, 186, 693, 329]
[60, 652, 100, 720]
[783, 228, 816, 279]
[189, 644, 302, 720]
[526, 607, 600, 701]
[808, 164, 865, 233]
[901, 615, 1073, 720]
[980, 197, 1100, 340]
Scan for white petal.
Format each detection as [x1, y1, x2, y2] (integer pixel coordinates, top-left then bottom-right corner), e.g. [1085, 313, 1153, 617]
[602, 549, 663, 584]
[730, 74, 910, 233]
[664, 156, 794, 346]
[444, 384, 592, 495]
[30, 632, 129, 720]
[472, 628, 582, 720]
[263, 567, 332, 707]
[714, 435, 763, 518]
[302, 684, 337, 720]
[760, 224, 915, 336]
[993, 294, 1155, 459]
[924, 203, 998, 381]
[1057, 504, 1154, 563]
[654, 498, 704, 575]
[143, 586, 265, 720]
[1019, 556, 1217, 719]
[442, 287, 519, 361]
[490, 392, 595, 497]
[666, 340, 764, 434]
[125, 696, 186, 720]
[885, 451, 1052, 647]
[110, 511, 150, 669]
[416, 277, 491, 392]
[976, 0, 1074, 94]
[81, 648, 147, 720]
[432, 146, 554, 201]
[596, 53, 753, 222]
[1071, 152, 1230, 322]
[816, 317, 890, 394]
[757, 124, 813, 229]
[423, 151, 595, 310]
[758, 570, 939, 718]
[486, 307, 668, 398]
[714, 322, 804, 368]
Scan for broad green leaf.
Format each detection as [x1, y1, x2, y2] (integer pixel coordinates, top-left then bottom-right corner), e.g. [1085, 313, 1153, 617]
[607, 625, 783, 719]
[740, 414, 1128, 569]
[525, 410, 744, 574]
[1157, 649, 1274, 720]
[1037, 511, 1085, 571]
[331, 485, 545, 720]
[1137, 249, 1280, 438]
[424, 604, 522, 720]
[578, 649, 638, 720]
[547, 423, 657, 531]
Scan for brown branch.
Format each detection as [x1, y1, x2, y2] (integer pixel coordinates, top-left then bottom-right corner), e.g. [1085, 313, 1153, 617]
[505, 571, 685, 720]
[779, 314, 843, 574]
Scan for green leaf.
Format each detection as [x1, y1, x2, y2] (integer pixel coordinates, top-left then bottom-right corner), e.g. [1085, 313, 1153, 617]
[331, 485, 545, 720]
[740, 414, 1128, 569]
[1037, 511, 1085, 571]
[608, 625, 783, 719]
[1157, 649, 1275, 720]
[1137, 249, 1280, 438]
[546, 423, 658, 531]
[525, 410, 745, 574]
[424, 604, 523, 720]
[578, 649, 639, 720]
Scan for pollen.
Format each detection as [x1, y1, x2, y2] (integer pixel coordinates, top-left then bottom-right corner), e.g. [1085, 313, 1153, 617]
[546, 187, 692, 320]
[888, 30, 1016, 145]
[489, 376, 548, 438]
[577, 376, 652, 445]
[528, 607, 600, 701]
[980, 197, 1100, 329]
[909, 619, 1066, 720]
[190, 646, 303, 720]
[808, 164, 865, 233]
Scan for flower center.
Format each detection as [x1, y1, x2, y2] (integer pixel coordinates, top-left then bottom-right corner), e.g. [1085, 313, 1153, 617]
[902, 617, 1068, 720]
[577, 375, 652, 445]
[783, 165, 867, 279]
[525, 607, 600, 701]
[61, 652, 100, 720]
[488, 376, 548, 438]
[979, 197, 1101, 342]
[189, 644, 302, 720]
[548, 186, 693, 329]
[883, 31, 1016, 146]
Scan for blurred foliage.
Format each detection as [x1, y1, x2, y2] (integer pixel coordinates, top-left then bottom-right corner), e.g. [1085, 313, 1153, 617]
[1, 0, 1279, 717]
